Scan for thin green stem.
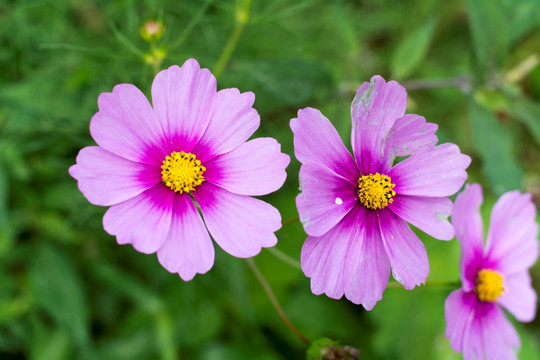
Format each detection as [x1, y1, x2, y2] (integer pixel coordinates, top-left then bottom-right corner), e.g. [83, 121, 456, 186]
[265, 247, 302, 271]
[387, 280, 461, 288]
[282, 216, 300, 227]
[246, 258, 311, 345]
[213, 0, 251, 79]
[170, 0, 215, 52]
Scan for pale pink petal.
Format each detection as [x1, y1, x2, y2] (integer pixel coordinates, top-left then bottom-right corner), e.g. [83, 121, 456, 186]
[69, 146, 161, 206]
[151, 59, 216, 152]
[378, 209, 429, 289]
[452, 184, 485, 292]
[445, 289, 476, 353]
[204, 138, 290, 196]
[499, 271, 537, 322]
[389, 194, 454, 240]
[157, 194, 214, 281]
[290, 108, 358, 180]
[388, 143, 471, 197]
[103, 185, 174, 254]
[192, 88, 260, 162]
[351, 76, 407, 174]
[382, 114, 438, 171]
[457, 301, 520, 360]
[343, 207, 390, 310]
[193, 183, 280, 258]
[296, 162, 358, 237]
[90, 84, 169, 165]
[300, 207, 364, 300]
[485, 191, 539, 275]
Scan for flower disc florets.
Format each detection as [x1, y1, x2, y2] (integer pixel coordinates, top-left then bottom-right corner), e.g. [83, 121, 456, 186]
[475, 269, 505, 302]
[358, 172, 396, 210]
[161, 151, 206, 193]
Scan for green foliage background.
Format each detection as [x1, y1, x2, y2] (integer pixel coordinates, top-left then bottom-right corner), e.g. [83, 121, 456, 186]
[1, 0, 540, 359]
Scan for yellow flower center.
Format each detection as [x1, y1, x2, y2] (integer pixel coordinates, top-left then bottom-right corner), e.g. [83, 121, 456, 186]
[161, 151, 206, 193]
[476, 269, 505, 302]
[358, 173, 396, 210]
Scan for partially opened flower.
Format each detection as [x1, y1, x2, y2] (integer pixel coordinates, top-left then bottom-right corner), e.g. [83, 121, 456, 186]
[70, 58, 290, 280]
[445, 184, 538, 360]
[290, 76, 471, 310]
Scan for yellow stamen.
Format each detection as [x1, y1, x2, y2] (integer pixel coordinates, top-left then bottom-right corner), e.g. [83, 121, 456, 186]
[358, 173, 396, 210]
[476, 269, 505, 302]
[161, 151, 206, 193]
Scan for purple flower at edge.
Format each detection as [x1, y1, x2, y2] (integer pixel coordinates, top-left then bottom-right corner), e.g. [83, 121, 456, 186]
[290, 75, 471, 310]
[445, 184, 538, 360]
[70, 58, 290, 281]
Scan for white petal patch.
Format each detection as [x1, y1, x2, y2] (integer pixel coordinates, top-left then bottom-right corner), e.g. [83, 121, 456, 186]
[335, 197, 343, 205]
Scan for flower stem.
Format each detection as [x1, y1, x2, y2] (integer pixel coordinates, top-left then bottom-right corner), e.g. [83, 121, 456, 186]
[401, 76, 471, 93]
[387, 280, 461, 288]
[246, 258, 311, 345]
[266, 247, 302, 271]
[213, 0, 251, 79]
[282, 215, 300, 227]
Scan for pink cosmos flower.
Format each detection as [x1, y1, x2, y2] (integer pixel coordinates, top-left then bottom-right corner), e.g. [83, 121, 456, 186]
[69, 58, 290, 281]
[290, 75, 471, 310]
[445, 184, 538, 360]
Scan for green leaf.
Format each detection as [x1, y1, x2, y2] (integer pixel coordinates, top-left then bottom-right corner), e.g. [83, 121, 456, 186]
[391, 18, 436, 79]
[505, 95, 540, 146]
[468, 101, 523, 194]
[306, 338, 338, 360]
[29, 244, 90, 349]
[466, 0, 509, 74]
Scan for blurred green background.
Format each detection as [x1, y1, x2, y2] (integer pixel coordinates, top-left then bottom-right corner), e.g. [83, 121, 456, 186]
[1, 0, 540, 359]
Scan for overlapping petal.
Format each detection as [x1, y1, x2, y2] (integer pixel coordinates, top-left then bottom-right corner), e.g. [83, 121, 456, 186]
[389, 194, 453, 240]
[194, 182, 281, 258]
[378, 209, 429, 289]
[204, 138, 290, 196]
[498, 271, 537, 322]
[90, 83, 169, 165]
[388, 143, 470, 197]
[290, 107, 358, 180]
[157, 194, 214, 281]
[485, 191, 539, 275]
[351, 76, 407, 174]
[343, 207, 390, 310]
[151, 59, 217, 152]
[382, 114, 438, 171]
[69, 146, 161, 206]
[103, 185, 175, 254]
[296, 162, 358, 237]
[445, 289, 476, 353]
[192, 88, 260, 162]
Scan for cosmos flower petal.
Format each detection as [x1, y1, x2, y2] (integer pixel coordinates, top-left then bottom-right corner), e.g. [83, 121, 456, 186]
[157, 194, 215, 281]
[296, 162, 359, 237]
[90, 84, 169, 165]
[151, 59, 217, 152]
[343, 207, 390, 310]
[389, 194, 454, 240]
[301, 208, 365, 300]
[290, 107, 358, 180]
[351, 76, 407, 174]
[204, 138, 290, 196]
[103, 185, 175, 254]
[69, 146, 161, 206]
[192, 88, 260, 162]
[382, 114, 438, 172]
[194, 183, 280, 258]
[388, 143, 471, 197]
[378, 210, 429, 289]
[444, 289, 476, 354]
[464, 303, 520, 360]
[452, 183, 485, 291]
[498, 271, 537, 322]
[485, 190, 539, 275]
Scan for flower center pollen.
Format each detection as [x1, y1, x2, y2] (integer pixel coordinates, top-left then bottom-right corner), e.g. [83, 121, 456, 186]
[476, 269, 505, 302]
[161, 151, 206, 193]
[358, 173, 396, 210]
